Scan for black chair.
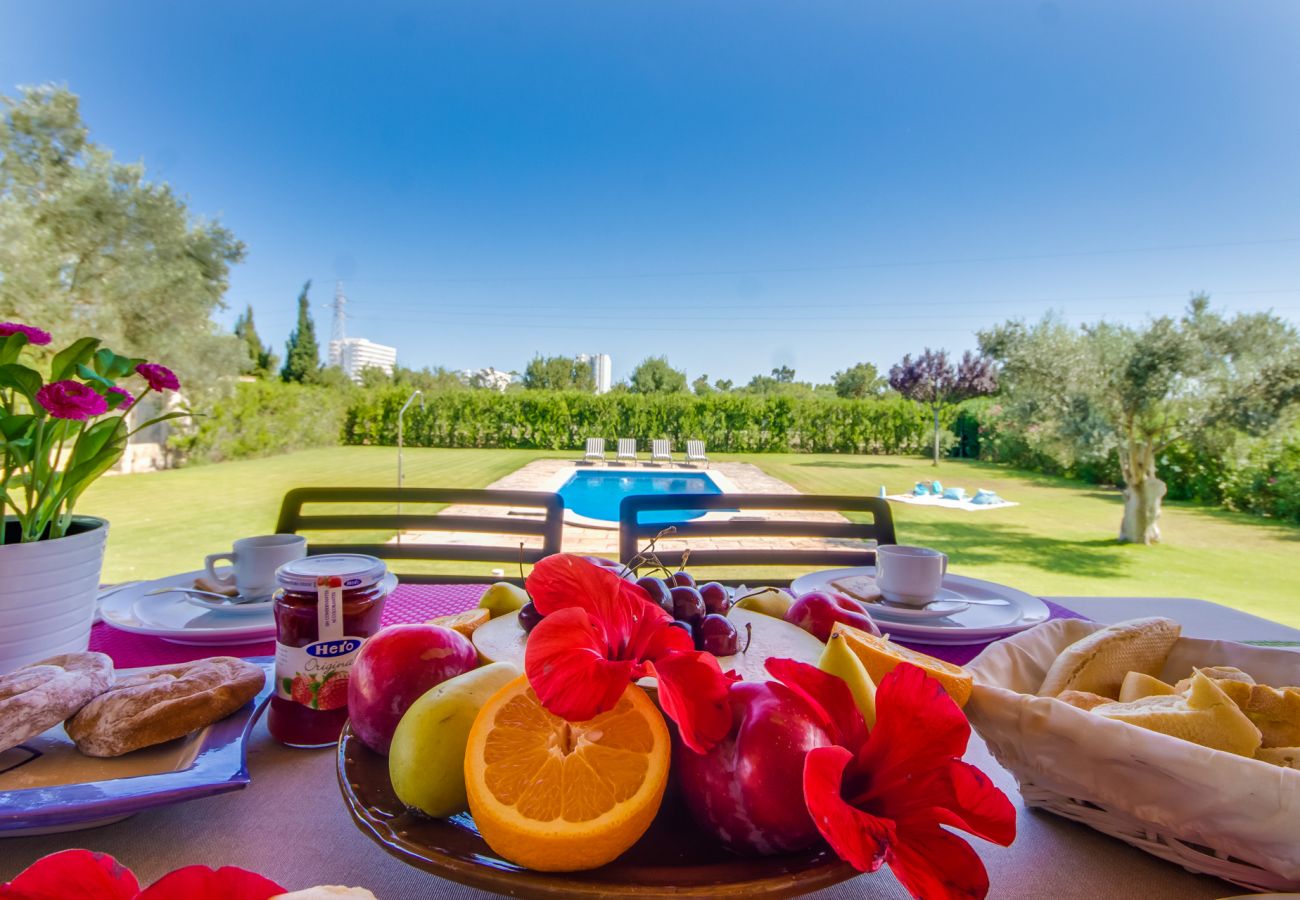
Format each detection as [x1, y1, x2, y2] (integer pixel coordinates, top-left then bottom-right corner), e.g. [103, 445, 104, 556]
[618, 493, 896, 582]
[274, 487, 564, 584]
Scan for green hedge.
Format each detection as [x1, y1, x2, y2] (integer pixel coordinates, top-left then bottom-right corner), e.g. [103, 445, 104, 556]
[342, 390, 939, 454]
[173, 379, 351, 464]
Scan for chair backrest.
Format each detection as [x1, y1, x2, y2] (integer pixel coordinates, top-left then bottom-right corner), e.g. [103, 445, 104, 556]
[686, 440, 706, 457]
[618, 438, 637, 455]
[585, 438, 604, 454]
[275, 487, 565, 584]
[618, 493, 896, 579]
[651, 439, 671, 457]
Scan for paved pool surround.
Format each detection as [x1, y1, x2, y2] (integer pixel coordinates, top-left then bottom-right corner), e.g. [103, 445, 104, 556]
[397, 458, 868, 561]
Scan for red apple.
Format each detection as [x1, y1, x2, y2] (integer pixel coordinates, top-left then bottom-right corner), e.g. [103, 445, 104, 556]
[784, 591, 881, 642]
[675, 680, 833, 854]
[347, 624, 478, 754]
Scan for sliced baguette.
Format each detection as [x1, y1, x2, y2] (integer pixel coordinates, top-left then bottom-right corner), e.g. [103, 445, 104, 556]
[1118, 671, 1176, 703]
[1038, 617, 1181, 699]
[1092, 671, 1262, 757]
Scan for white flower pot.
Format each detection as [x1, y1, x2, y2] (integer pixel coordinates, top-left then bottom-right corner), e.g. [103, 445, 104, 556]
[0, 516, 107, 674]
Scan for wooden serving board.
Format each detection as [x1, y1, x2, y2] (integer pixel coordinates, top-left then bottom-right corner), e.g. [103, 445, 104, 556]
[472, 607, 825, 683]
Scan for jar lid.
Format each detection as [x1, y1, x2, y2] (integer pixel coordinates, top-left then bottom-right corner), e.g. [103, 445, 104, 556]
[276, 554, 388, 592]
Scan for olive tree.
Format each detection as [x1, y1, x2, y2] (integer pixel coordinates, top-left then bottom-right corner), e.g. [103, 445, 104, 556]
[0, 85, 246, 394]
[980, 297, 1300, 544]
[629, 356, 687, 394]
[889, 349, 998, 466]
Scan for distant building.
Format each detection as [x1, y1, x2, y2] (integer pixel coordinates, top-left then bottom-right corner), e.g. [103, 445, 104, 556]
[330, 337, 397, 381]
[460, 367, 516, 391]
[578, 353, 613, 393]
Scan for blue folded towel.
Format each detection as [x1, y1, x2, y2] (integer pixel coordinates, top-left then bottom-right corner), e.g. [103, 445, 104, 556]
[943, 487, 966, 501]
[971, 489, 1001, 505]
[931, 480, 943, 495]
[913, 482, 929, 496]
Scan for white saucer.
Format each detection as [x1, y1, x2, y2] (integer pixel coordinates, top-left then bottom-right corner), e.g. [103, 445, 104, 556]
[100, 570, 397, 645]
[791, 566, 1049, 645]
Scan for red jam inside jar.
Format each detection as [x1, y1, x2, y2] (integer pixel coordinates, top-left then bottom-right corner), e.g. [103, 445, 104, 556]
[268, 554, 391, 748]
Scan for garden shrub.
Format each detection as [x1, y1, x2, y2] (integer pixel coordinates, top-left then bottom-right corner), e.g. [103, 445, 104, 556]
[173, 379, 351, 464]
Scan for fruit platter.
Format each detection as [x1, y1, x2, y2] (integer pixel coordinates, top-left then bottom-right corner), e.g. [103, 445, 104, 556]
[336, 552, 1015, 900]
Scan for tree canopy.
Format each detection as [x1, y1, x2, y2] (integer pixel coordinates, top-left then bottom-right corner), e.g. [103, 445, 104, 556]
[889, 348, 998, 465]
[0, 85, 246, 395]
[832, 362, 887, 399]
[629, 356, 687, 394]
[980, 297, 1300, 543]
[522, 355, 595, 391]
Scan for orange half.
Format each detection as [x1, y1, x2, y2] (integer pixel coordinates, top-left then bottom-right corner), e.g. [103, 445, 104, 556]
[832, 622, 974, 707]
[464, 675, 670, 872]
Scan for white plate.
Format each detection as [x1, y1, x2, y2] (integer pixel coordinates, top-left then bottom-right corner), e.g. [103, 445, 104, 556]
[791, 566, 1049, 645]
[100, 570, 396, 646]
[178, 592, 276, 616]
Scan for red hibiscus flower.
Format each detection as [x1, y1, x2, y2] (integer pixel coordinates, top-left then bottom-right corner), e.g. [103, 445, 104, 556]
[523, 554, 738, 753]
[0, 850, 283, 900]
[0, 322, 52, 345]
[769, 659, 1015, 900]
[107, 386, 136, 410]
[35, 380, 109, 420]
[136, 362, 180, 392]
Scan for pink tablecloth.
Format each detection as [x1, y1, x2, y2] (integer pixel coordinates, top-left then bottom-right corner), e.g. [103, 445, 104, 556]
[89, 583, 1085, 668]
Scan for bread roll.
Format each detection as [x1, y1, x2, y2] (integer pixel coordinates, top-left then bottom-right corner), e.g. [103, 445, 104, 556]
[1038, 618, 1181, 699]
[273, 889, 378, 899]
[1092, 671, 1262, 757]
[1056, 690, 1112, 711]
[1212, 680, 1300, 749]
[1255, 747, 1300, 769]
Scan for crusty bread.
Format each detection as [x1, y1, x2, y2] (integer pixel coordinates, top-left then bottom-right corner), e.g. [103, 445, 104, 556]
[1118, 671, 1176, 703]
[1172, 666, 1255, 691]
[0, 652, 113, 753]
[1092, 671, 1262, 757]
[272, 889, 378, 899]
[65, 657, 263, 757]
[1255, 747, 1300, 769]
[1038, 617, 1181, 699]
[830, 575, 883, 605]
[1211, 679, 1300, 749]
[1056, 690, 1113, 711]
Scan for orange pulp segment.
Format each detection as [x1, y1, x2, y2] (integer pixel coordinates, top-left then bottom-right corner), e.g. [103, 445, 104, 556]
[831, 622, 974, 708]
[464, 675, 669, 871]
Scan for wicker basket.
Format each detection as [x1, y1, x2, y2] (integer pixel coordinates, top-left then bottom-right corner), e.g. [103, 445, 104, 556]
[966, 619, 1300, 892]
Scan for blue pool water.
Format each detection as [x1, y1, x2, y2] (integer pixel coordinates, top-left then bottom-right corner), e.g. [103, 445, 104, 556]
[558, 471, 723, 523]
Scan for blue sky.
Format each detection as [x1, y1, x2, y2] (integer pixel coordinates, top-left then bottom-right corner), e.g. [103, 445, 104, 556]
[4, 1, 1299, 384]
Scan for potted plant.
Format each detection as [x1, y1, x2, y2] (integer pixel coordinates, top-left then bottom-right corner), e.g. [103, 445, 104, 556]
[0, 322, 186, 672]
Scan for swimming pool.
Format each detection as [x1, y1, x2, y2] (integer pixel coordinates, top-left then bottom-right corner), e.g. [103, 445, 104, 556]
[558, 471, 724, 524]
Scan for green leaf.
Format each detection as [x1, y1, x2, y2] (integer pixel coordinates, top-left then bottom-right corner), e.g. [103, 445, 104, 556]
[50, 337, 101, 382]
[0, 414, 35, 442]
[77, 363, 116, 389]
[0, 332, 30, 366]
[0, 364, 44, 405]
[66, 417, 127, 473]
[93, 348, 139, 380]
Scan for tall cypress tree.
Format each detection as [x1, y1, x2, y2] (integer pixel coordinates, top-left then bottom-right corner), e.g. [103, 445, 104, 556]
[234, 304, 276, 377]
[280, 280, 321, 383]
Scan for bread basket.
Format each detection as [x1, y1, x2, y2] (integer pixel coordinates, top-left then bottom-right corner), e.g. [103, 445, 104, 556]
[965, 619, 1300, 892]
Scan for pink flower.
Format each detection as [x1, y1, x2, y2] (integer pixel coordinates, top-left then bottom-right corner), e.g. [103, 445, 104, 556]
[35, 381, 109, 420]
[136, 363, 180, 392]
[0, 322, 52, 345]
[107, 386, 136, 410]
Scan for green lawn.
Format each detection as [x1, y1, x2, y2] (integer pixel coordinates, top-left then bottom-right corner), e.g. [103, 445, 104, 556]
[82, 447, 1300, 628]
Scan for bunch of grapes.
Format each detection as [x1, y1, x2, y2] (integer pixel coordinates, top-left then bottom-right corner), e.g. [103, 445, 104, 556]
[636, 571, 743, 656]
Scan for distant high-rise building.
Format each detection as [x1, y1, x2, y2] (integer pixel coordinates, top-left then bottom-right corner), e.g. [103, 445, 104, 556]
[578, 353, 613, 393]
[331, 337, 397, 381]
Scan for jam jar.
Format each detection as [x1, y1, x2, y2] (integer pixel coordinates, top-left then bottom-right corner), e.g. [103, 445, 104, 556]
[268, 554, 391, 748]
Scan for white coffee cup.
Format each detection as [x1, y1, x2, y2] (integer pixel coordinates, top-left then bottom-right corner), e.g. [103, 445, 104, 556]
[205, 534, 307, 599]
[875, 544, 948, 606]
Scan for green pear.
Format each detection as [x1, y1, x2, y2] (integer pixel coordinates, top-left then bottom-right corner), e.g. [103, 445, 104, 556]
[478, 582, 529, 619]
[388, 661, 521, 818]
[732, 586, 794, 619]
[819, 632, 877, 728]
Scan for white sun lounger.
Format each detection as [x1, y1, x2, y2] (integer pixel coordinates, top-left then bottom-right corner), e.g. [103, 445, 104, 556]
[650, 439, 674, 466]
[685, 440, 709, 468]
[583, 438, 607, 464]
[616, 438, 638, 465]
